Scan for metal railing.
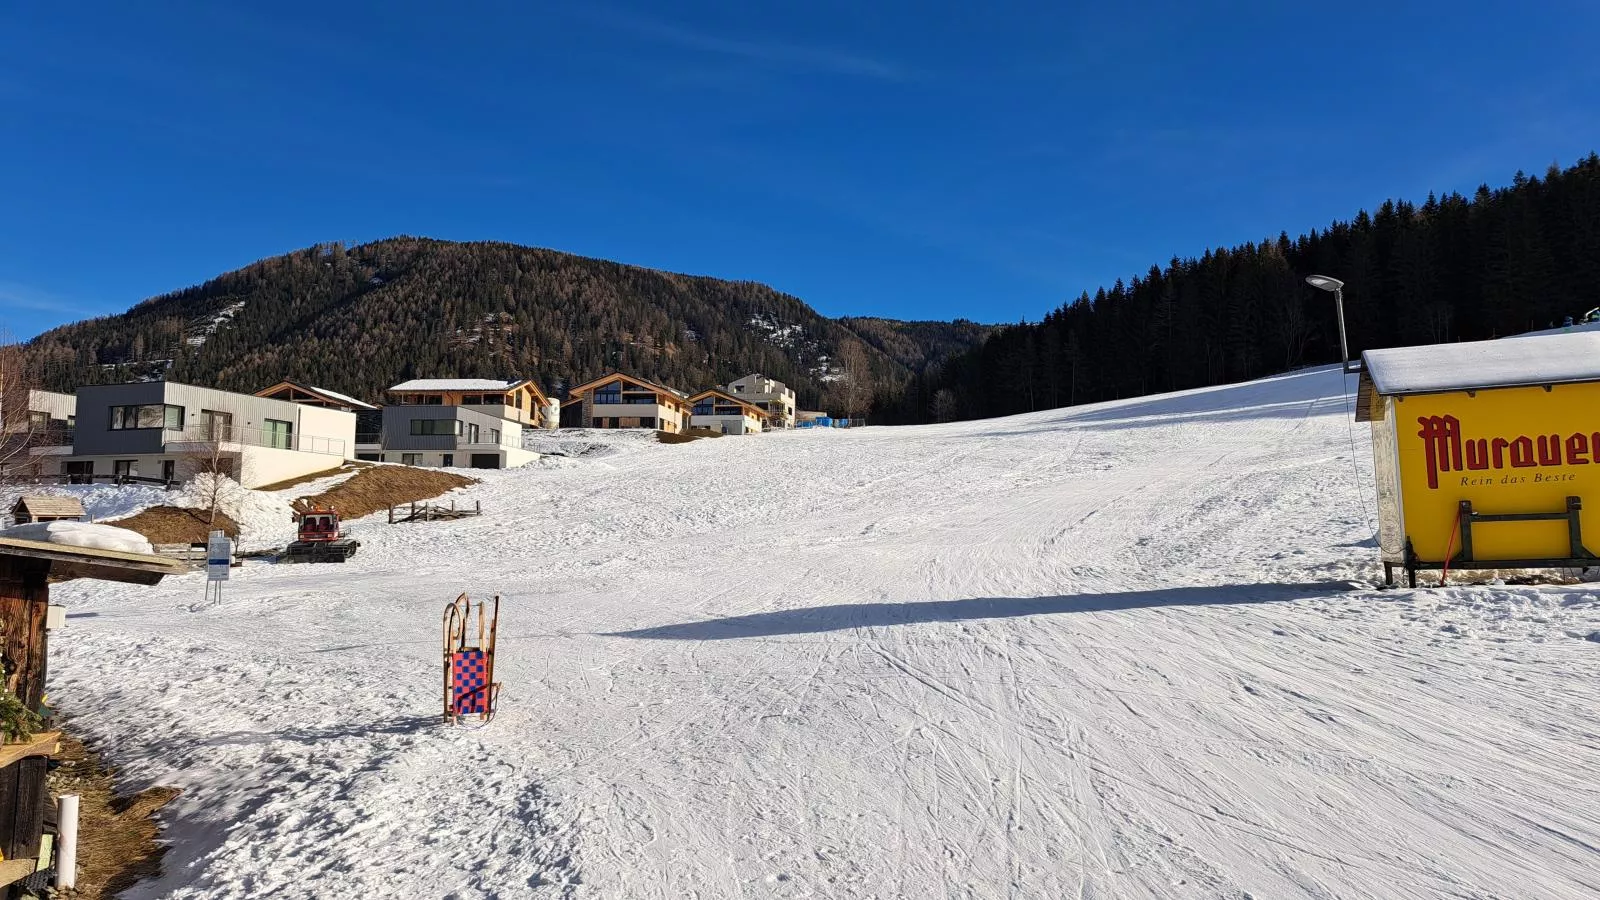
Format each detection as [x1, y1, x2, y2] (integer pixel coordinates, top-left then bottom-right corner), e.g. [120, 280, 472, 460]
[163, 425, 347, 457]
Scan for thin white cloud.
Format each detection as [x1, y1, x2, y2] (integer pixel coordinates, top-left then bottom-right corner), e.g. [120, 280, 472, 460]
[0, 282, 78, 314]
[587, 7, 914, 82]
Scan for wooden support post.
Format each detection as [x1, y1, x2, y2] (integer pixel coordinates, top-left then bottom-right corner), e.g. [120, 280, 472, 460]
[0, 555, 51, 862]
[0, 557, 50, 711]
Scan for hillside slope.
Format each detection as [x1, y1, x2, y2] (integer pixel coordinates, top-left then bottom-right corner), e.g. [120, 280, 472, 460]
[47, 368, 1599, 899]
[26, 238, 985, 407]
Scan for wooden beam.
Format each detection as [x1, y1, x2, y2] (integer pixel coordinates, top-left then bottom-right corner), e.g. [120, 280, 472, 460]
[0, 857, 38, 888]
[0, 732, 60, 770]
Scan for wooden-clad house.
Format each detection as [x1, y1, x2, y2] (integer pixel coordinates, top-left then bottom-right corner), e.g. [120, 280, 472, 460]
[563, 374, 691, 433]
[687, 389, 770, 435]
[386, 379, 552, 429]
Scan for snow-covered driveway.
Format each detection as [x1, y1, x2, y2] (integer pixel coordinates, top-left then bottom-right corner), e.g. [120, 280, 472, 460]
[49, 367, 1600, 898]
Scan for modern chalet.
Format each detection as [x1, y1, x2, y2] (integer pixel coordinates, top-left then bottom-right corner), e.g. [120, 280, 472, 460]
[562, 373, 691, 433]
[52, 381, 356, 488]
[359, 378, 553, 469]
[687, 389, 770, 435]
[726, 374, 797, 429]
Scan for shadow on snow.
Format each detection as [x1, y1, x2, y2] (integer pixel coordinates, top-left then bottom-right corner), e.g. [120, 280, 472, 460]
[607, 581, 1357, 641]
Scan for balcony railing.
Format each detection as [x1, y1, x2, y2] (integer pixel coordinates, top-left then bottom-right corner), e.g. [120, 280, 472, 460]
[163, 425, 347, 457]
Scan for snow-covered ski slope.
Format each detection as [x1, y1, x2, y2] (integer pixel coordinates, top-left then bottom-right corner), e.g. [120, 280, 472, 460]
[49, 366, 1600, 899]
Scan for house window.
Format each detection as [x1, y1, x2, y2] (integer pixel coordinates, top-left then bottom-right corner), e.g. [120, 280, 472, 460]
[639, 416, 656, 429]
[113, 459, 137, 478]
[409, 419, 462, 436]
[109, 404, 183, 430]
[489, 428, 500, 444]
[401, 453, 423, 465]
[27, 411, 49, 431]
[202, 409, 233, 440]
[441, 453, 454, 467]
[264, 418, 293, 449]
[462, 394, 484, 404]
[466, 423, 480, 444]
[732, 385, 743, 393]
[423, 395, 443, 405]
[162, 459, 176, 483]
[595, 382, 622, 404]
[64, 460, 94, 483]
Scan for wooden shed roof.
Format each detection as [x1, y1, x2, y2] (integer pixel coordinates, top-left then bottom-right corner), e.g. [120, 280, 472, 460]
[10, 496, 85, 519]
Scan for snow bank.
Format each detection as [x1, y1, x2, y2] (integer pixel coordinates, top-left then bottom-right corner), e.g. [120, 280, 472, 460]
[169, 475, 296, 549]
[521, 427, 663, 459]
[0, 521, 153, 555]
[0, 483, 172, 524]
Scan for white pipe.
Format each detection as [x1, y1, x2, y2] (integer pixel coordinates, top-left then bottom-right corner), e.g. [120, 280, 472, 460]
[56, 793, 79, 889]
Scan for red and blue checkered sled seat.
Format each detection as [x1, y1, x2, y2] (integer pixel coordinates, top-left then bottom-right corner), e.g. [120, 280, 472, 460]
[451, 648, 491, 716]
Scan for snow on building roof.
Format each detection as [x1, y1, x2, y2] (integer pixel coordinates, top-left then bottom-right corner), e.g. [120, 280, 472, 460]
[388, 379, 524, 392]
[258, 381, 379, 410]
[1361, 331, 1600, 397]
[301, 384, 378, 410]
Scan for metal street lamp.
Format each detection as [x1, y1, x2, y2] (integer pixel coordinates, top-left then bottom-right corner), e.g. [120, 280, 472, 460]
[1305, 274, 1356, 373]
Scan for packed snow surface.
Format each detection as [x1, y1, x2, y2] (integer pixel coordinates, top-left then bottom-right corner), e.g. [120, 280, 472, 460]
[47, 367, 1600, 899]
[1363, 329, 1600, 394]
[0, 521, 153, 555]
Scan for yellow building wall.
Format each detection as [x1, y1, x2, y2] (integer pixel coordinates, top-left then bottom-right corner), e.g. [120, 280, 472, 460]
[1394, 381, 1600, 563]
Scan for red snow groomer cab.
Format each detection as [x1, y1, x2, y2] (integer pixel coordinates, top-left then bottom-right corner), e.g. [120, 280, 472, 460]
[283, 501, 360, 563]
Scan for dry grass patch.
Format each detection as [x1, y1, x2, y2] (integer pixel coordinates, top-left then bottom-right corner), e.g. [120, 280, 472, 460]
[108, 506, 240, 544]
[296, 465, 475, 521]
[48, 731, 181, 899]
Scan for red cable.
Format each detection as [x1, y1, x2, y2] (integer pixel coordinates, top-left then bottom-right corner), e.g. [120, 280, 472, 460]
[1439, 505, 1464, 587]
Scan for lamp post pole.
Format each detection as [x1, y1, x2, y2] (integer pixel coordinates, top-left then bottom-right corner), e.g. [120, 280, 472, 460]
[1305, 275, 1354, 372]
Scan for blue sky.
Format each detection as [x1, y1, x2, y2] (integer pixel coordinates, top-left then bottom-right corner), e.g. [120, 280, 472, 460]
[4, 1, 1599, 339]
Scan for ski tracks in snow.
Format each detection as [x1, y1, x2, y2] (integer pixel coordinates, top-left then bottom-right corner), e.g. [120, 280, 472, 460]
[45, 368, 1600, 898]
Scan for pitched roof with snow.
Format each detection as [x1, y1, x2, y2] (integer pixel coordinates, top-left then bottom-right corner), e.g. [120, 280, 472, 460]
[687, 389, 771, 416]
[388, 379, 527, 392]
[1361, 331, 1600, 397]
[256, 381, 379, 410]
[567, 372, 685, 399]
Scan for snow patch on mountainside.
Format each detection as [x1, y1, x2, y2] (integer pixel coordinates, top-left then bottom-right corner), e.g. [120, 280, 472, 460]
[185, 300, 246, 348]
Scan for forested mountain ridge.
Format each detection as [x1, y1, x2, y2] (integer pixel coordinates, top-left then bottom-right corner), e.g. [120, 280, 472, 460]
[25, 238, 986, 409]
[890, 155, 1600, 424]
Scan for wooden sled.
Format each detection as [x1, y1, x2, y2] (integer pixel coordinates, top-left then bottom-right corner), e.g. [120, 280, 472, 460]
[443, 592, 501, 724]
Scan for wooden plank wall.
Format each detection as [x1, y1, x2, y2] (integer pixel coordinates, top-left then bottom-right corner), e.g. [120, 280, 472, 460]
[0, 556, 51, 861]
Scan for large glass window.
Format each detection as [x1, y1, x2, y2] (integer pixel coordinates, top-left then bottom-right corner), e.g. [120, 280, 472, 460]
[595, 382, 622, 404]
[109, 404, 183, 430]
[202, 409, 233, 440]
[409, 419, 462, 436]
[264, 418, 293, 449]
